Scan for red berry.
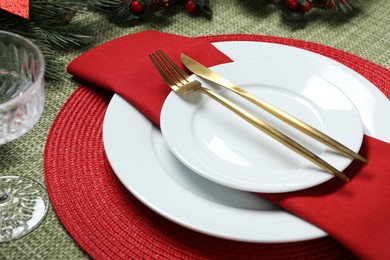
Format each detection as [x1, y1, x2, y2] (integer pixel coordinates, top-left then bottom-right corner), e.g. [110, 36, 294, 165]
[326, 1, 336, 9]
[185, 0, 198, 13]
[131, 0, 144, 13]
[285, 0, 299, 10]
[300, 1, 312, 12]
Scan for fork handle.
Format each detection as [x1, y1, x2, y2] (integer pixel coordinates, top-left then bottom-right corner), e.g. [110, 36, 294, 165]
[200, 87, 349, 182]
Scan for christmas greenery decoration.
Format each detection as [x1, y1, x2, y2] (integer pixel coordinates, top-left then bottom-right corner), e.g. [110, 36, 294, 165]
[275, 0, 353, 20]
[0, 0, 353, 80]
[98, 0, 352, 24]
[0, 0, 99, 80]
[91, 0, 212, 23]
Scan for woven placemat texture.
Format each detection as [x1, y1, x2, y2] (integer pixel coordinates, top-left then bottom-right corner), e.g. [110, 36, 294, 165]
[1, 0, 390, 258]
[43, 84, 355, 259]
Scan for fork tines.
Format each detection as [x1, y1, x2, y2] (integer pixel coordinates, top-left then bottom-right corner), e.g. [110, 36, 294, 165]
[150, 50, 191, 92]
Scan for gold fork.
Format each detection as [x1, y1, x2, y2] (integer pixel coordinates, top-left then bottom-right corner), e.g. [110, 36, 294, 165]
[149, 50, 349, 182]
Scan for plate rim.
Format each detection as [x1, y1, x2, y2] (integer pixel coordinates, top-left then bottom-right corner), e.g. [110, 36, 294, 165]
[103, 94, 328, 243]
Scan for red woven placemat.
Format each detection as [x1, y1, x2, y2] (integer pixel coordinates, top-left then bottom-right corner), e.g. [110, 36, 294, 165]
[45, 34, 390, 259]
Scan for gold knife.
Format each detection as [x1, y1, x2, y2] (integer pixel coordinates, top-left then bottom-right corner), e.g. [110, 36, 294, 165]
[180, 53, 367, 164]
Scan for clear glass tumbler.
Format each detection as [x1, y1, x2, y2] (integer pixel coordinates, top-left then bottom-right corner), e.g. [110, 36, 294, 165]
[0, 31, 48, 242]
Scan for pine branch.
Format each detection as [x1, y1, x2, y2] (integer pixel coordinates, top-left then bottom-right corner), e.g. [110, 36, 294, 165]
[0, 0, 105, 80]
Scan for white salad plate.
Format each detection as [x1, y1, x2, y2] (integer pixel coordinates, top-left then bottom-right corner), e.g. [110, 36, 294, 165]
[160, 61, 363, 193]
[102, 41, 390, 243]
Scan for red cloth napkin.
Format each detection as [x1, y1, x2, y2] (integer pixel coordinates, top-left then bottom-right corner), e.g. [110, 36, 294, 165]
[68, 30, 230, 126]
[67, 30, 390, 259]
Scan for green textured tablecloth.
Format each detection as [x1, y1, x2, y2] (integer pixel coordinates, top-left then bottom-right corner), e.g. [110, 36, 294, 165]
[1, 0, 390, 258]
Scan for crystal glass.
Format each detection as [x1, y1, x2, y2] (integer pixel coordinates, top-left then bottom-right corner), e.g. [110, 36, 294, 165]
[0, 31, 48, 242]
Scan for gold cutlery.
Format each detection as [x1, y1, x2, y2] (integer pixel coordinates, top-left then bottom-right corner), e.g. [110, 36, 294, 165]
[181, 53, 367, 164]
[149, 50, 350, 182]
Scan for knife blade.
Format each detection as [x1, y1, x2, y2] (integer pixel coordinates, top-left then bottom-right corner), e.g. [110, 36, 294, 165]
[180, 53, 367, 164]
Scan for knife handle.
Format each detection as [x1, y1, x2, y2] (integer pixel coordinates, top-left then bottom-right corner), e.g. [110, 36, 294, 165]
[200, 87, 349, 182]
[227, 84, 367, 164]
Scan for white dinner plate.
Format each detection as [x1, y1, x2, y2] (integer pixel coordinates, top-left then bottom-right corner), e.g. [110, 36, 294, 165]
[160, 61, 363, 193]
[103, 41, 390, 243]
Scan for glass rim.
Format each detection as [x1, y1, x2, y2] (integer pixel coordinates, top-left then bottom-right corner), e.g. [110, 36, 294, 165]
[0, 30, 45, 108]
